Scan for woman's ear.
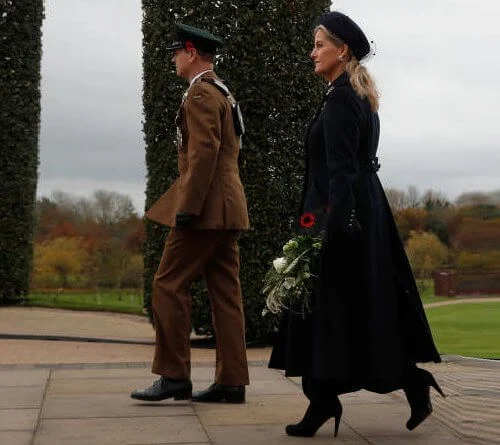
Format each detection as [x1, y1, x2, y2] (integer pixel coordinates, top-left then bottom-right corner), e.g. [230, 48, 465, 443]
[340, 44, 350, 61]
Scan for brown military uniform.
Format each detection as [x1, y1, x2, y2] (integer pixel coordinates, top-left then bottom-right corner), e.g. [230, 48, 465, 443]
[146, 71, 250, 385]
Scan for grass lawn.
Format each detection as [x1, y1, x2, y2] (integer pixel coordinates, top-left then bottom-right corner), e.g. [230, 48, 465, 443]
[25, 289, 145, 315]
[425, 302, 500, 359]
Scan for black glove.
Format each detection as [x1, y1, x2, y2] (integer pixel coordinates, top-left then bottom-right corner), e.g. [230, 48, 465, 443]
[175, 211, 197, 228]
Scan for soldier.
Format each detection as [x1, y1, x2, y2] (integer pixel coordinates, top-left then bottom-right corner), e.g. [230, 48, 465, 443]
[131, 23, 249, 404]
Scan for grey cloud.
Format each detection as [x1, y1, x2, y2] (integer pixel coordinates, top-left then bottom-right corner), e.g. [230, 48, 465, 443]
[37, 0, 500, 214]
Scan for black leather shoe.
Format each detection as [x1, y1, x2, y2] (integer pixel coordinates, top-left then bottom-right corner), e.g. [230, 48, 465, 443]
[130, 377, 192, 401]
[191, 383, 245, 403]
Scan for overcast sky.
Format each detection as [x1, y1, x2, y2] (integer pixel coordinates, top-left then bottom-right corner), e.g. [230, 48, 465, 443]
[39, 0, 500, 213]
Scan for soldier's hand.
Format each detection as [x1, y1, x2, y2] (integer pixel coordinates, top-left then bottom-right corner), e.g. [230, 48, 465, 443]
[175, 211, 197, 228]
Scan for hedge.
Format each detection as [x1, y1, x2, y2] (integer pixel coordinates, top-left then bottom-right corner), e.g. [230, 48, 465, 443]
[0, 1, 43, 304]
[142, 0, 329, 340]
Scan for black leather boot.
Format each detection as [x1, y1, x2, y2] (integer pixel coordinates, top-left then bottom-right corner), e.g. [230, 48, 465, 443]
[404, 368, 445, 431]
[130, 377, 192, 401]
[286, 397, 343, 438]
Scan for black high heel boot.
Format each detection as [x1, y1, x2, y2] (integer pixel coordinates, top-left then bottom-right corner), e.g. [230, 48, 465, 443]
[404, 368, 445, 431]
[285, 396, 343, 438]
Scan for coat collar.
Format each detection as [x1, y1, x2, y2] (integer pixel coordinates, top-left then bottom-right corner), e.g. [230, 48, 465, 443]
[331, 70, 349, 88]
[325, 71, 349, 96]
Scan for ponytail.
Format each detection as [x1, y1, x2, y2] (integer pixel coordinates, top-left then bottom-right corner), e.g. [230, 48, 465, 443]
[345, 57, 379, 112]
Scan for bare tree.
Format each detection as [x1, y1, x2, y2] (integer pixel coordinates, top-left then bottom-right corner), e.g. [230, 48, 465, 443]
[385, 188, 408, 211]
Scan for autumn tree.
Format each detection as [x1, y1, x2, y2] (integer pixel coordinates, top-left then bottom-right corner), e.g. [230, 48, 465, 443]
[394, 208, 428, 242]
[405, 231, 449, 282]
[33, 237, 88, 288]
[33, 190, 145, 290]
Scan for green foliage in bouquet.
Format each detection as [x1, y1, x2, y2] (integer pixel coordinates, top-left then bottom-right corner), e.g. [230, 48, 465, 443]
[263, 235, 323, 316]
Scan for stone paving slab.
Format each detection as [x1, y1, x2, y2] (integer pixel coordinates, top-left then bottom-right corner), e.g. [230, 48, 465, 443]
[42, 393, 194, 419]
[194, 394, 307, 426]
[205, 423, 368, 444]
[0, 386, 46, 410]
[0, 431, 33, 445]
[34, 416, 208, 445]
[0, 408, 38, 430]
[0, 361, 496, 444]
[0, 369, 50, 387]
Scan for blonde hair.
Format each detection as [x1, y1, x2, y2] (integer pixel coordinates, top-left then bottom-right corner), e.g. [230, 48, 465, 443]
[315, 25, 379, 112]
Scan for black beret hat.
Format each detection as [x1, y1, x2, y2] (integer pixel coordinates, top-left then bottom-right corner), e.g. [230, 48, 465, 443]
[316, 11, 370, 61]
[166, 23, 223, 54]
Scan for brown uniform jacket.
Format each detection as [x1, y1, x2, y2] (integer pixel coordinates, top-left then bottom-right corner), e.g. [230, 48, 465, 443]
[146, 72, 250, 230]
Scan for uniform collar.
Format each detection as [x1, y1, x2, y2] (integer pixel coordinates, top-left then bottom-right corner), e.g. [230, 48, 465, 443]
[189, 69, 215, 86]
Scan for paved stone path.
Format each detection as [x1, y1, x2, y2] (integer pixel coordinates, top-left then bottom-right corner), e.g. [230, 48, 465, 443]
[3, 360, 497, 445]
[0, 307, 499, 444]
[424, 297, 500, 308]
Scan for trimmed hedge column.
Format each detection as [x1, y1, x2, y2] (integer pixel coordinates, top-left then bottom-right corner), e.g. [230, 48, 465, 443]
[142, 0, 329, 340]
[0, 1, 44, 304]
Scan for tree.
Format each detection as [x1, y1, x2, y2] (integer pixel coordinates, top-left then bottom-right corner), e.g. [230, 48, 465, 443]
[457, 250, 500, 270]
[456, 191, 491, 207]
[92, 190, 137, 226]
[384, 185, 421, 211]
[87, 238, 133, 289]
[405, 231, 449, 285]
[0, 1, 44, 304]
[421, 189, 450, 211]
[385, 188, 408, 212]
[120, 254, 144, 289]
[406, 185, 421, 208]
[394, 207, 428, 242]
[33, 237, 88, 288]
[142, 0, 330, 339]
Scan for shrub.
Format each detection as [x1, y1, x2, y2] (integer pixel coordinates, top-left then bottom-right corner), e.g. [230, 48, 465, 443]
[0, 1, 44, 304]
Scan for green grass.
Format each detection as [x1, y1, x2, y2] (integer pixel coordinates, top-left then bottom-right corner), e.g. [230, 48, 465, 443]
[425, 302, 500, 359]
[24, 289, 145, 315]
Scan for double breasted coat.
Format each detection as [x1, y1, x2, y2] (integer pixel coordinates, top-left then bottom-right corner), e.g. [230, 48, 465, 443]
[269, 72, 441, 393]
[146, 72, 249, 230]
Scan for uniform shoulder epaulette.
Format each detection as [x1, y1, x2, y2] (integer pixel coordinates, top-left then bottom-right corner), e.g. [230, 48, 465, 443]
[202, 78, 245, 138]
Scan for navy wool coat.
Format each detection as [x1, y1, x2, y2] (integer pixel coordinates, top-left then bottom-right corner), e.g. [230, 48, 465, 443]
[269, 72, 441, 393]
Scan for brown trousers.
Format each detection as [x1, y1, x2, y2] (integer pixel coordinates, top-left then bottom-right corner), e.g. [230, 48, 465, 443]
[151, 228, 249, 385]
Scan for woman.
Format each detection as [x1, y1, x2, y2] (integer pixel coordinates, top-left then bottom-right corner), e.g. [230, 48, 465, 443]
[269, 11, 444, 438]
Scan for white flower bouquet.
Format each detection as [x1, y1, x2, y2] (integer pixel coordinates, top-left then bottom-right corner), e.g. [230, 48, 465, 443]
[262, 234, 323, 316]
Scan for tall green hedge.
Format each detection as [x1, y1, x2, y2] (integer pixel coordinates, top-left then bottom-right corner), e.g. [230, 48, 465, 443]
[142, 0, 329, 340]
[0, 1, 43, 304]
